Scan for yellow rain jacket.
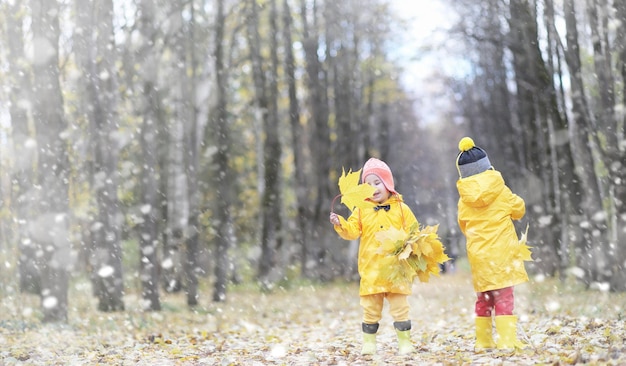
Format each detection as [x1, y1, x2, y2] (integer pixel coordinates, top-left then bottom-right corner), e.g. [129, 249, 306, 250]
[457, 169, 529, 292]
[334, 195, 418, 296]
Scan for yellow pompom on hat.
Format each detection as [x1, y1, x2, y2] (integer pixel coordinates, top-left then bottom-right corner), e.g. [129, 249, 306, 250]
[456, 137, 492, 178]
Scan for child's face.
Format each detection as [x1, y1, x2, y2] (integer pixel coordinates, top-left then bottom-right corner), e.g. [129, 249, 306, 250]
[364, 174, 390, 203]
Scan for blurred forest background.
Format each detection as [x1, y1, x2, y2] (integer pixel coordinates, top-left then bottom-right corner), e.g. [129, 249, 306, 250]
[0, 0, 625, 323]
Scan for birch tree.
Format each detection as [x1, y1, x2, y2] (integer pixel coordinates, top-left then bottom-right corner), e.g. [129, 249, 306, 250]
[245, 0, 284, 288]
[136, 0, 162, 311]
[75, 0, 125, 312]
[176, 0, 203, 306]
[283, 0, 311, 279]
[161, 0, 192, 300]
[31, 0, 71, 322]
[211, 0, 233, 302]
[299, 0, 333, 279]
[562, 0, 610, 286]
[610, 0, 626, 291]
[6, 1, 40, 295]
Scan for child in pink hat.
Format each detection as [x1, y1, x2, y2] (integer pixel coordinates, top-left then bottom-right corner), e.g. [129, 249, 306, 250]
[329, 158, 418, 355]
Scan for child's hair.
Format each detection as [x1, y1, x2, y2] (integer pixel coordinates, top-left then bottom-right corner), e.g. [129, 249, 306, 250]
[456, 137, 492, 178]
[362, 158, 397, 194]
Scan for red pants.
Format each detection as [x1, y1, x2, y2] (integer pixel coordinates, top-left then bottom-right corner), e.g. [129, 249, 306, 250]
[475, 287, 514, 317]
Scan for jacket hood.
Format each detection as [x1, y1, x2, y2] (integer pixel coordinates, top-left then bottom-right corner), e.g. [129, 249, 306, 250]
[456, 170, 504, 208]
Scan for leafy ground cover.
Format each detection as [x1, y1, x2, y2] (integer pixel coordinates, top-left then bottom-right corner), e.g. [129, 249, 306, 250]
[1, 261, 625, 365]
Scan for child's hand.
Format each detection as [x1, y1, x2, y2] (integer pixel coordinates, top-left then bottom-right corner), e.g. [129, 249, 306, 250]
[329, 212, 341, 226]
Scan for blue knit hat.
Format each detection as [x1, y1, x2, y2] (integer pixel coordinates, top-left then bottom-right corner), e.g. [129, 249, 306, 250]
[456, 137, 492, 178]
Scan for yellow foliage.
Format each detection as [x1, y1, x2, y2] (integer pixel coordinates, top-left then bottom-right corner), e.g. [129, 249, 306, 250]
[519, 224, 533, 262]
[335, 168, 376, 212]
[376, 222, 450, 284]
[375, 226, 407, 254]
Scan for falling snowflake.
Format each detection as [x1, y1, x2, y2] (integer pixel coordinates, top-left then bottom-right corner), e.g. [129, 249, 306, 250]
[142, 246, 155, 256]
[24, 137, 37, 149]
[545, 300, 560, 312]
[162, 258, 174, 269]
[42, 296, 58, 309]
[97, 265, 115, 278]
[140, 204, 152, 214]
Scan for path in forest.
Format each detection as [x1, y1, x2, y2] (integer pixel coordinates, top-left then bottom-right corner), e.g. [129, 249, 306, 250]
[1, 264, 625, 365]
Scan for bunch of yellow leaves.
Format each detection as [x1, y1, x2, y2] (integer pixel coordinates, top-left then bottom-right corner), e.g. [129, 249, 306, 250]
[375, 222, 450, 284]
[331, 168, 376, 212]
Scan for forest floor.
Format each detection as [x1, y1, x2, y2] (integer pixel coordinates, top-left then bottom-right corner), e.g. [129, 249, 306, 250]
[1, 261, 625, 365]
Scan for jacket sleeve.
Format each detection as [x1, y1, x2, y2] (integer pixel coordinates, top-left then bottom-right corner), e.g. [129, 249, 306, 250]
[334, 209, 362, 241]
[401, 203, 419, 229]
[457, 201, 467, 234]
[506, 186, 526, 220]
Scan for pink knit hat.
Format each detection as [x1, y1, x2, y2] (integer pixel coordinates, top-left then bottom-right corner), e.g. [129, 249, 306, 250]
[361, 158, 397, 194]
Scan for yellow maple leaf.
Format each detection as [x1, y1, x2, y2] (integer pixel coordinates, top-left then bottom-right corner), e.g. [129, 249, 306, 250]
[519, 224, 529, 246]
[518, 224, 533, 261]
[430, 243, 451, 263]
[420, 224, 439, 235]
[375, 226, 407, 254]
[337, 168, 376, 212]
[398, 244, 413, 260]
[417, 238, 434, 257]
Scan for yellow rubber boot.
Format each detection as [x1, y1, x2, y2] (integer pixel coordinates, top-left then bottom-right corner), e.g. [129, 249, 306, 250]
[394, 320, 414, 355]
[495, 315, 526, 350]
[361, 323, 378, 355]
[475, 316, 496, 351]
[361, 333, 377, 355]
[395, 329, 414, 355]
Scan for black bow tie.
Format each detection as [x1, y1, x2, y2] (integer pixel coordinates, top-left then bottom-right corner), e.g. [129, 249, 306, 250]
[374, 205, 390, 212]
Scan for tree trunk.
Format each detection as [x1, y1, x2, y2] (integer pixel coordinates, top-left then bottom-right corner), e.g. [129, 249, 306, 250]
[328, 2, 354, 171]
[609, 0, 626, 291]
[588, 0, 626, 289]
[493, 0, 522, 179]
[283, 0, 311, 279]
[163, 118, 187, 295]
[543, 4, 584, 280]
[138, 84, 162, 311]
[247, 0, 282, 289]
[587, 0, 616, 146]
[31, 0, 70, 322]
[249, 0, 284, 288]
[158, 0, 193, 299]
[508, 0, 565, 276]
[7, 1, 40, 295]
[176, 0, 203, 306]
[137, 0, 161, 311]
[76, 0, 125, 312]
[300, 0, 333, 280]
[573, 0, 613, 284]
[212, 0, 233, 302]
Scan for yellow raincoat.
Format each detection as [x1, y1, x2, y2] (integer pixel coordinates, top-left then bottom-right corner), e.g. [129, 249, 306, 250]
[334, 195, 418, 296]
[457, 169, 528, 292]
